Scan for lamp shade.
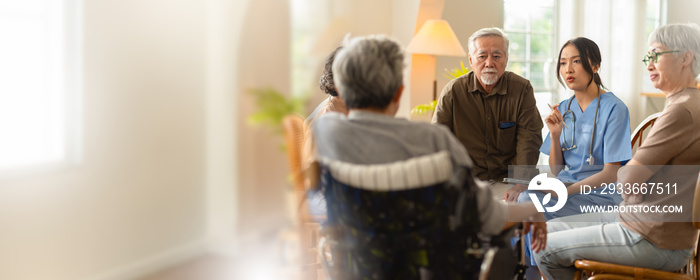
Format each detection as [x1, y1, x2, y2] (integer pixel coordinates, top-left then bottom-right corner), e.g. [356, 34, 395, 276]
[406, 19, 466, 57]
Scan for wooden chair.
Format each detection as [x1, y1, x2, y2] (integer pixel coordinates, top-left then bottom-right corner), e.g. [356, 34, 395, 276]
[572, 171, 700, 280]
[631, 112, 662, 151]
[281, 114, 323, 280]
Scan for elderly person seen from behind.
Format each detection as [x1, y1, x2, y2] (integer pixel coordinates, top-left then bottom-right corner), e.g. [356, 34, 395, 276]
[534, 23, 700, 280]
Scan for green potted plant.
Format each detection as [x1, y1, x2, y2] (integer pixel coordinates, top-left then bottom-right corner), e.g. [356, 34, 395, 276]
[247, 87, 308, 138]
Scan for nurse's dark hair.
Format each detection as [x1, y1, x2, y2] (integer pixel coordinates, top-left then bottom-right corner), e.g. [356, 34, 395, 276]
[557, 37, 607, 90]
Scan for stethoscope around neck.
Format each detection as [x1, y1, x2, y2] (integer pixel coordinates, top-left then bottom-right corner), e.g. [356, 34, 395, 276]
[561, 87, 601, 166]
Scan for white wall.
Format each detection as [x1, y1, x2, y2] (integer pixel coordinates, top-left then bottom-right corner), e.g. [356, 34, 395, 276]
[205, 0, 247, 253]
[394, 0, 421, 118]
[667, 0, 700, 83]
[667, 0, 700, 26]
[234, 0, 293, 245]
[306, 0, 403, 114]
[0, 1, 209, 279]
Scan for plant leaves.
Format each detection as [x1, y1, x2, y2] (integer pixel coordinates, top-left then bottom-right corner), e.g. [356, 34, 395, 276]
[410, 100, 438, 116]
[443, 60, 470, 80]
[246, 87, 308, 134]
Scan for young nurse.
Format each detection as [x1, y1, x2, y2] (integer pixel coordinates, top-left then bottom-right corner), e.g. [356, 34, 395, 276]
[519, 37, 632, 218]
[516, 37, 633, 276]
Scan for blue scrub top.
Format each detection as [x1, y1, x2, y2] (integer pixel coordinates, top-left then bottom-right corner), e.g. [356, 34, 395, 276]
[540, 92, 632, 184]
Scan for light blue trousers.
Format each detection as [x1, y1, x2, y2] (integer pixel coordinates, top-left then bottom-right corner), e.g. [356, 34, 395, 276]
[517, 189, 623, 220]
[534, 212, 692, 280]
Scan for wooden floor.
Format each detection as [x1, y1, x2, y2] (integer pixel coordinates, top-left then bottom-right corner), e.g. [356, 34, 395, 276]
[135, 254, 303, 280]
[136, 227, 307, 280]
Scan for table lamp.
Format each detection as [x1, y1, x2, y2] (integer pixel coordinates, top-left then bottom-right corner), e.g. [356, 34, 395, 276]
[406, 19, 466, 100]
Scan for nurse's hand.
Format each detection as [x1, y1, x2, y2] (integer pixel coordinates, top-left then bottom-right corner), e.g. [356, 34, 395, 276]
[545, 104, 564, 136]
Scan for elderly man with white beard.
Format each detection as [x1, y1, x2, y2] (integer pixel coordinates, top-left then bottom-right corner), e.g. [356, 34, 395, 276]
[432, 27, 543, 201]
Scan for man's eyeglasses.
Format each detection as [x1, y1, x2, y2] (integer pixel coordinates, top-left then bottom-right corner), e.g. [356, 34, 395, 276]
[642, 50, 680, 66]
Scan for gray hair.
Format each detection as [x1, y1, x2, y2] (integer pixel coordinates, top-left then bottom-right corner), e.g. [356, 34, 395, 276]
[648, 23, 700, 77]
[332, 35, 404, 110]
[468, 27, 510, 57]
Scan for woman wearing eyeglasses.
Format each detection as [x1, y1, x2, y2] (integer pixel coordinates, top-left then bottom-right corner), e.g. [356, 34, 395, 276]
[516, 37, 633, 277]
[534, 23, 700, 280]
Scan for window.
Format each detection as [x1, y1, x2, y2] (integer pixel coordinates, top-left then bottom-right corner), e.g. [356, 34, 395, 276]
[504, 0, 556, 94]
[0, 0, 81, 170]
[290, 0, 331, 98]
[504, 0, 557, 133]
[642, 0, 666, 93]
[645, 0, 666, 39]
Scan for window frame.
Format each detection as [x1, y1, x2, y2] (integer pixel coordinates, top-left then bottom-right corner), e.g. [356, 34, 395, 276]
[503, 0, 559, 94]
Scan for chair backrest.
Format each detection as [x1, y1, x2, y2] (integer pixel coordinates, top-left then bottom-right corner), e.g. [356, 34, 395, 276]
[631, 112, 662, 151]
[282, 114, 306, 192]
[693, 171, 700, 230]
[318, 151, 486, 279]
[282, 114, 323, 279]
[690, 171, 700, 278]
